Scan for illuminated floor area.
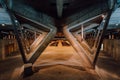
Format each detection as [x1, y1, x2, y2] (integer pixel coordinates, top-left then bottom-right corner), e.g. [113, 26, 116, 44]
[1, 40, 120, 80]
[24, 40, 100, 80]
[24, 65, 99, 80]
[34, 40, 84, 67]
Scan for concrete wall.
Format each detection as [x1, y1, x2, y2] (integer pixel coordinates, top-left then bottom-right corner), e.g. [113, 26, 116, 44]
[0, 40, 5, 60]
[0, 39, 19, 61]
[103, 39, 120, 61]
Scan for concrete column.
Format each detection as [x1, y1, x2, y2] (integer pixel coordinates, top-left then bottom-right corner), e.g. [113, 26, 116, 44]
[109, 34, 111, 39]
[56, 0, 63, 17]
[103, 39, 120, 61]
[112, 34, 114, 39]
[0, 40, 5, 60]
[34, 32, 36, 40]
[116, 40, 120, 61]
[81, 24, 84, 39]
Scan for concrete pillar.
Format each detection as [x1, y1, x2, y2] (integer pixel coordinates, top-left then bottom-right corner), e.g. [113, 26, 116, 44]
[113, 40, 116, 60]
[103, 39, 107, 52]
[101, 44, 103, 51]
[116, 40, 120, 61]
[109, 34, 111, 39]
[103, 39, 120, 61]
[81, 24, 84, 39]
[0, 40, 5, 60]
[112, 34, 114, 39]
[34, 32, 36, 40]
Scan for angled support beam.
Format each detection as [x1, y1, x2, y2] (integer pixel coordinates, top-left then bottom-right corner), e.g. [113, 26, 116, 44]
[75, 23, 99, 34]
[69, 15, 102, 30]
[72, 33, 93, 55]
[93, 0, 116, 66]
[0, 0, 27, 63]
[56, 0, 63, 17]
[93, 11, 113, 66]
[92, 17, 106, 50]
[63, 15, 104, 68]
[81, 24, 84, 39]
[16, 14, 57, 64]
[63, 26, 93, 68]
[0, 0, 57, 77]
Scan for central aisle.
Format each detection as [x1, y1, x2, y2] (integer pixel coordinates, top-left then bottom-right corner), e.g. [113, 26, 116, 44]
[24, 40, 100, 80]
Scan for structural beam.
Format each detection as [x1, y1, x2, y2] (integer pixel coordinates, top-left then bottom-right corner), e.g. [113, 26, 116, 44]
[63, 26, 93, 68]
[16, 14, 57, 64]
[0, 0, 27, 63]
[92, 18, 106, 50]
[81, 24, 84, 39]
[56, 0, 63, 17]
[93, 0, 116, 66]
[76, 23, 99, 34]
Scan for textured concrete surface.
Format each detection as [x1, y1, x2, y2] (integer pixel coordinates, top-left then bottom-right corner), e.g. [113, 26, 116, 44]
[28, 40, 100, 80]
[96, 52, 120, 80]
[1, 40, 120, 80]
[0, 55, 23, 80]
[24, 65, 99, 80]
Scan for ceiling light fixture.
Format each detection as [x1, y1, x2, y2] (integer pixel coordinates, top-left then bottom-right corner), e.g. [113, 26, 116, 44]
[1, 24, 5, 26]
[101, 14, 105, 18]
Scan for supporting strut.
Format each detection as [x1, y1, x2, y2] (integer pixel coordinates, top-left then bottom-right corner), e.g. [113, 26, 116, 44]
[0, 0, 27, 63]
[93, 0, 116, 66]
[63, 26, 93, 68]
[0, 0, 57, 77]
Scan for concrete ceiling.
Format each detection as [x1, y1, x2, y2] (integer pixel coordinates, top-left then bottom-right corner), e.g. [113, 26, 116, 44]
[25, 0, 106, 18]
[9, 0, 109, 28]
[1, 0, 120, 31]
